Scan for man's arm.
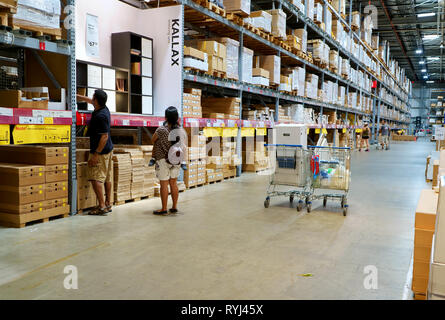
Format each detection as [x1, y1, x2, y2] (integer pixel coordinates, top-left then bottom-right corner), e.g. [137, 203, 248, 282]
[152, 132, 158, 144]
[76, 94, 94, 105]
[95, 133, 109, 154]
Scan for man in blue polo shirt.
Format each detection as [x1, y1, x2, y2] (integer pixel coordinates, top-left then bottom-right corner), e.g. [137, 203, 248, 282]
[77, 89, 114, 215]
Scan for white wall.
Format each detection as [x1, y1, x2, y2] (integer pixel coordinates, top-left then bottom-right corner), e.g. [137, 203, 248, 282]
[76, 1, 183, 116]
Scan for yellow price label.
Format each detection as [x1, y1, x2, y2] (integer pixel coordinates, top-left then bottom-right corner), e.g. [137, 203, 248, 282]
[44, 117, 54, 124]
[356, 129, 362, 133]
[315, 128, 321, 134]
[342, 128, 347, 133]
[307, 128, 310, 134]
[322, 129, 328, 134]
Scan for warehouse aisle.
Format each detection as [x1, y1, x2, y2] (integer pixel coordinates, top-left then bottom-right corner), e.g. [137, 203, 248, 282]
[0, 141, 433, 300]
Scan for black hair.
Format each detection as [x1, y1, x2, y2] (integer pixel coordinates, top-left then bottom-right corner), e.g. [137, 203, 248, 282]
[93, 89, 108, 107]
[164, 106, 179, 129]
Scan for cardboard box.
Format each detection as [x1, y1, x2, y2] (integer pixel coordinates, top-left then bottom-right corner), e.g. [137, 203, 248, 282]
[257, 55, 281, 85]
[0, 90, 48, 109]
[184, 46, 206, 61]
[415, 189, 438, 230]
[224, 0, 250, 16]
[0, 145, 69, 165]
[0, 203, 70, 228]
[415, 228, 434, 247]
[414, 245, 433, 263]
[0, 184, 45, 205]
[45, 181, 68, 200]
[0, 199, 53, 215]
[267, 9, 286, 39]
[45, 164, 68, 183]
[0, 163, 45, 186]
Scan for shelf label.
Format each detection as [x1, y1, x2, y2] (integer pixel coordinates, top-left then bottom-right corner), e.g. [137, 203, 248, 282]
[39, 42, 46, 51]
[244, 121, 251, 128]
[19, 116, 44, 124]
[44, 117, 54, 125]
[0, 108, 13, 117]
[33, 110, 71, 118]
[122, 120, 130, 126]
[227, 120, 236, 128]
[187, 118, 199, 127]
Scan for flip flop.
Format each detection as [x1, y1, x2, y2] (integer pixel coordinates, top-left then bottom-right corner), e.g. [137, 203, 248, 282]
[153, 210, 168, 216]
[169, 208, 178, 214]
[88, 207, 108, 216]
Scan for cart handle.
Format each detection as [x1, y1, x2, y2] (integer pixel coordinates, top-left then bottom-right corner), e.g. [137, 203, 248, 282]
[264, 144, 304, 147]
[308, 146, 351, 150]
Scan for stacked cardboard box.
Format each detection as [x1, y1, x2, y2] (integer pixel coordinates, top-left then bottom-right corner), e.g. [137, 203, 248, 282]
[252, 68, 270, 87]
[184, 46, 208, 72]
[332, 0, 346, 16]
[277, 105, 291, 121]
[305, 73, 319, 100]
[112, 153, 132, 203]
[183, 88, 202, 118]
[76, 162, 96, 210]
[224, 0, 250, 16]
[429, 177, 445, 299]
[0, 145, 70, 227]
[242, 148, 268, 172]
[202, 97, 240, 120]
[293, 29, 307, 53]
[308, 39, 329, 66]
[254, 55, 281, 86]
[196, 40, 227, 76]
[267, 9, 286, 39]
[242, 104, 274, 121]
[206, 156, 224, 182]
[411, 189, 438, 299]
[245, 10, 272, 33]
[210, 37, 240, 81]
[141, 146, 156, 197]
[221, 138, 239, 178]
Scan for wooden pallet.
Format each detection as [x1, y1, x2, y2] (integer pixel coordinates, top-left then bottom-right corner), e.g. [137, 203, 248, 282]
[224, 175, 236, 180]
[0, 1, 17, 14]
[413, 292, 427, 300]
[0, 206, 69, 228]
[226, 13, 243, 26]
[187, 183, 206, 189]
[9, 19, 63, 40]
[194, 0, 226, 17]
[329, 67, 338, 74]
[184, 66, 205, 74]
[226, 9, 249, 18]
[115, 197, 141, 206]
[208, 179, 223, 184]
[206, 70, 226, 78]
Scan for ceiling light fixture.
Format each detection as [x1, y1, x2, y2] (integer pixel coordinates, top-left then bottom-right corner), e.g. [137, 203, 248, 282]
[421, 69, 427, 72]
[423, 35, 439, 40]
[426, 81, 435, 83]
[418, 12, 436, 18]
[428, 57, 440, 61]
[416, 49, 423, 54]
[424, 75, 429, 79]
[420, 61, 425, 64]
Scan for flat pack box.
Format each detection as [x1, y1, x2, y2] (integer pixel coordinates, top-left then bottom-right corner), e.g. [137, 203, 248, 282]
[0, 163, 45, 186]
[45, 164, 68, 183]
[0, 145, 69, 165]
[0, 199, 54, 215]
[293, 29, 307, 53]
[45, 181, 68, 200]
[267, 9, 286, 39]
[0, 183, 45, 205]
[257, 55, 281, 85]
[224, 0, 250, 16]
[434, 176, 445, 264]
[415, 189, 438, 230]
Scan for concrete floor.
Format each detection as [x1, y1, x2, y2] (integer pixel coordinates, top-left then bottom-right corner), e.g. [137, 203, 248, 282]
[0, 140, 434, 300]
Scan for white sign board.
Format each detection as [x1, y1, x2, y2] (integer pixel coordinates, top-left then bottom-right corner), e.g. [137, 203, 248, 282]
[86, 14, 99, 57]
[436, 127, 445, 141]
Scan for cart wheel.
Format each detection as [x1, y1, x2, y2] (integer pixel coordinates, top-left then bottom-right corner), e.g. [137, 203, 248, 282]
[341, 196, 347, 208]
[290, 195, 294, 204]
[307, 203, 312, 213]
[264, 198, 270, 208]
[305, 196, 310, 205]
[323, 197, 327, 207]
[297, 201, 303, 212]
[343, 207, 348, 216]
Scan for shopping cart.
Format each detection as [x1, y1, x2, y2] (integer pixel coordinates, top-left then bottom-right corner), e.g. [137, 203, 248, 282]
[263, 144, 312, 211]
[307, 146, 351, 216]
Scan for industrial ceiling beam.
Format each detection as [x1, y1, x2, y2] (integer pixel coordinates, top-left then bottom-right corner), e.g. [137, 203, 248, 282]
[378, 0, 418, 80]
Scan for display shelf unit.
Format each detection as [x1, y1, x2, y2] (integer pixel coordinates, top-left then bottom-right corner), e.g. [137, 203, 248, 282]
[76, 60, 130, 113]
[0, 0, 76, 216]
[111, 32, 154, 115]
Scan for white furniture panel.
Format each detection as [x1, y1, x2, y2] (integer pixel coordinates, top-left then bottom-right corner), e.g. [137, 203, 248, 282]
[142, 38, 152, 58]
[87, 88, 96, 111]
[102, 68, 116, 91]
[142, 77, 152, 96]
[142, 96, 153, 115]
[105, 90, 116, 113]
[142, 58, 152, 77]
[87, 64, 102, 88]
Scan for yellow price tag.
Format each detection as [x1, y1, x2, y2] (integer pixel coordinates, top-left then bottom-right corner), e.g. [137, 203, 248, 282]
[342, 128, 346, 133]
[322, 128, 328, 134]
[44, 117, 54, 124]
[307, 128, 310, 134]
[356, 129, 362, 133]
[315, 128, 321, 134]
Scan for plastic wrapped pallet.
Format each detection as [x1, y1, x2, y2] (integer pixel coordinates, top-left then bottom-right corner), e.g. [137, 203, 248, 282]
[247, 11, 272, 33]
[332, 19, 343, 42]
[325, 8, 332, 36]
[293, 67, 306, 96]
[292, 0, 304, 12]
[267, 9, 286, 39]
[13, 0, 61, 33]
[279, 75, 292, 93]
[338, 86, 345, 106]
[224, 0, 250, 16]
[332, 0, 346, 15]
[293, 29, 307, 52]
[305, 0, 314, 21]
[213, 37, 239, 81]
[329, 50, 339, 71]
[255, 55, 281, 86]
[351, 11, 360, 29]
[314, 3, 323, 24]
[242, 47, 253, 84]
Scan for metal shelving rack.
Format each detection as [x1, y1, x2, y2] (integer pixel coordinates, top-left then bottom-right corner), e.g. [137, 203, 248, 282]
[178, 0, 411, 126]
[0, 0, 76, 215]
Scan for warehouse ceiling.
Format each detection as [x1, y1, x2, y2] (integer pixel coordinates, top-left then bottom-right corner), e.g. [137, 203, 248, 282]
[355, 0, 445, 84]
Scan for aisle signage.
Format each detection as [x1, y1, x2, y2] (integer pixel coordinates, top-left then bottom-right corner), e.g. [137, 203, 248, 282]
[86, 14, 99, 57]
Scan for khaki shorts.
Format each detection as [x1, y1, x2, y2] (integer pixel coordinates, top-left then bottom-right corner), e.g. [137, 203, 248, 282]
[155, 158, 180, 181]
[88, 152, 113, 183]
